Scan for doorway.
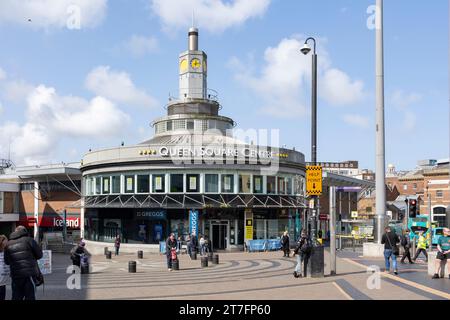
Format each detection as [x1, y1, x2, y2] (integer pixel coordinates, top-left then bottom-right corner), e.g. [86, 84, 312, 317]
[211, 223, 228, 250]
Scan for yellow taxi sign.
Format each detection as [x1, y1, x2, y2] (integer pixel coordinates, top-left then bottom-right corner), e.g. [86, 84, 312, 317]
[306, 165, 323, 196]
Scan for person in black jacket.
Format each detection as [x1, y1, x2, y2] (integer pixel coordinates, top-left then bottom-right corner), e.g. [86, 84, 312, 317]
[400, 229, 413, 264]
[281, 231, 290, 257]
[4, 226, 43, 300]
[292, 230, 312, 278]
[165, 233, 177, 271]
[381, 227, 400, 275]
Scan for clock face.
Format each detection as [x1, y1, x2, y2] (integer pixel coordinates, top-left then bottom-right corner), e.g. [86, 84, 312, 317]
[179, 59, 188, 73]
[191, 58, 201, 70]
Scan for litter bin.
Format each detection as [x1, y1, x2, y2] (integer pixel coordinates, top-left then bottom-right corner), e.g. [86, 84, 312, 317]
[201, 256, 208, 268]
[106, 251, 112, 259]
[138, 250, 143, 259]
[172, 259, 179, 270]
[191, 251, 197, 260]
[212, 254, 219, 265]
[104, 247, 109, 255]
[128, 261, 136, 273]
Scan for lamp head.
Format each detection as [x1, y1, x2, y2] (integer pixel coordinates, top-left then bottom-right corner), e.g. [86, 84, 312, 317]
[301, 43, 311, 55]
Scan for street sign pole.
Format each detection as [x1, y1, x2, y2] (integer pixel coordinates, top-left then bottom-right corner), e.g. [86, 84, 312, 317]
[329, 186, 337, 276]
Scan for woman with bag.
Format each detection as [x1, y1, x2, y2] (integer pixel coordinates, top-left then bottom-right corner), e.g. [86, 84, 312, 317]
[381, 226, 400, 275]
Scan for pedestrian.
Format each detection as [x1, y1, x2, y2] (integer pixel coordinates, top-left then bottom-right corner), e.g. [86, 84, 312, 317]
[400, 229, 413, 264]
[0, 235, 10, 300]
[205, 236, 211, 253]
[190, 233, 198, 256]
[413, 231, 428, 263]
[4, 226, 43, 300]
[293, 230, 312, 278]
[176, 236, 182, 254]
[186, 234, 192, 256]
[432, 228, 450, 279]
[114, 235, 121, 256]
[281, 231, 290, 257]
[381, 226, 400, 275]
[70, 241, 91, 271]
[165, 233, 177, 271]
[199, 235, 206, 256]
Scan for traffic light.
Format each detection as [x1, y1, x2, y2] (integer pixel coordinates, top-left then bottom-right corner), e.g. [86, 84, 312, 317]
[409, 199, 417, 218]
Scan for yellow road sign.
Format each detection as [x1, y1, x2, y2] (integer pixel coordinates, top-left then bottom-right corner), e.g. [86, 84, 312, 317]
[306, 165, 323, 196]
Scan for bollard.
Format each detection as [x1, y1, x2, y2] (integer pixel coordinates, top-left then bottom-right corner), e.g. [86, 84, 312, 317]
[138, 250, 143, 259]
[172, 259, 179, 270]
[106, 251, 112, 259]
[201, 256, 208, 268]
[128, 261, 136, 273]
[212, 254, 219, 265]
[208, 252, 213, 262]
[191, 251, 197, 260]
[104, 247, 109, 255]
[81, 264, 89, 274]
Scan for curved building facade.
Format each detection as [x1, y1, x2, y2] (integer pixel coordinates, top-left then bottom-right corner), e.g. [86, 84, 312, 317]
[80, 28, 307, 251]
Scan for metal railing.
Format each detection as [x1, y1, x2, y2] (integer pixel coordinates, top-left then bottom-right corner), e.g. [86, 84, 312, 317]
[336, 235, 374, 251]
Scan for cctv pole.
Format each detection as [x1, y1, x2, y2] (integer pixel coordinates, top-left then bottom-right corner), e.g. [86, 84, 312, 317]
[311, 42, 318, 244]
[374, 0, 387, 244]
[329, 186, 337, 275]
[428, 191, 432, 253]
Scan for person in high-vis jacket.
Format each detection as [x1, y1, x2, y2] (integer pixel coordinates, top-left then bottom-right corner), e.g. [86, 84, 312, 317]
[413, 231, 428, 263]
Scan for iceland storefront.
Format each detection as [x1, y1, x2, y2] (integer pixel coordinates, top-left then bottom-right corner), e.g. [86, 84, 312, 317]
[80, 27, 307, 252]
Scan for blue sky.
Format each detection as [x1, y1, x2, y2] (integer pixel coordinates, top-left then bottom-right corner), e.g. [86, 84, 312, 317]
[0, 0, 448, 171]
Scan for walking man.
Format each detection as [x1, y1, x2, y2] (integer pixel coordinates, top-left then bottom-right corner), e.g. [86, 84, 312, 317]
[400, 229, 413, 264]
[4, 226, 43, 300]
[281, 231, 290, 257]
[293, 230, 312, 278]
[413, 231, 428, 263]
[381, 226, 400, 275]
[114, 235, 121, 256]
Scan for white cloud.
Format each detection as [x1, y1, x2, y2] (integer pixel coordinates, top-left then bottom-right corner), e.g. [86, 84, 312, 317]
[0, 0, 107, 29]
[2, 80, 34, 104]
[125, 35, 159, 57]
[85, 66, 158, 108]
[0, 68, 6, 81]
[321, 69, 364, 106]
[343, 114, 370, 128]
[391, 90, 422, 109]
[403, 111, 416, 131]
[150, 0, 271, 33]
[232, 36, 365, 118]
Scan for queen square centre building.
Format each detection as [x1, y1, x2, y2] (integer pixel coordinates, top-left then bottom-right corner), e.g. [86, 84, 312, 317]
[80, 28, 307, 252]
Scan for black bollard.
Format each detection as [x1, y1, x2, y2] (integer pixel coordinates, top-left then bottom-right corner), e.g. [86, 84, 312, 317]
[128, 261, 136, 273]
[201, 256, 208, 268]
[191, 251, 197, 260]
[81, 264, 89, 274]
[212, 254, 219, 265]
[207, 252, 213, 262]
[138, 250, 143, 259]
[104, 247, 109, 255]
[172, 259, 179, 270]
[106, 251, 112, 259]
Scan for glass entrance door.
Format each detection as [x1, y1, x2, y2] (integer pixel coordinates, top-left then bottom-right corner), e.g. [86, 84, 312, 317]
[211, 223, 228, 250]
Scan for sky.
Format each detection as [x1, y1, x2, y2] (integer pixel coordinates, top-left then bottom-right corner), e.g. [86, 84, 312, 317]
[0, 0, 448, 171]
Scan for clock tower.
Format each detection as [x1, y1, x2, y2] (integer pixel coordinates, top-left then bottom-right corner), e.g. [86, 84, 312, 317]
[179, 27, 207, 100]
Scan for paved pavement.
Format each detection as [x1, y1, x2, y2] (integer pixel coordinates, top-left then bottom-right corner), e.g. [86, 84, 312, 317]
[3, 249, 449, 300]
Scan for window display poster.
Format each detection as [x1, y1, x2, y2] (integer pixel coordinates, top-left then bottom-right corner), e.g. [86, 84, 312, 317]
[155, 176, 162, 190]
[154, 224, 162, 242]
[38, 250, 52, 275]
[104, 179, 109, 191]
[224, 176, 231, 190]
[255, 177, 261, 191]
[244, 209, 253, 241]
[126, 178, 133, 191]
[189, 176, 197, 190]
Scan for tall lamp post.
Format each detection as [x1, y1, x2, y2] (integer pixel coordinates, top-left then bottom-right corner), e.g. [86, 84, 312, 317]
[301, 37, 324, 277]
[301, 37, 318, 243]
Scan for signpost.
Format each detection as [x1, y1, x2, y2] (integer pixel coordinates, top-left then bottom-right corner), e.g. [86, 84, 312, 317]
[306, 165, 323, 196]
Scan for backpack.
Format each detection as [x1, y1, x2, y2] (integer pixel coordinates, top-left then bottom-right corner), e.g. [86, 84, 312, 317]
[401, 235, 407, 247]
[300, 238, 312, 254]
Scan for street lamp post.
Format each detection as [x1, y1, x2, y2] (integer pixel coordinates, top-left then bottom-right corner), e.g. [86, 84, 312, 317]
[301, 37, 324, 277]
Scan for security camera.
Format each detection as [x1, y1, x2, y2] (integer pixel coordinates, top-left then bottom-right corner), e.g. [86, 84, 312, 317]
[300, 44, 311, 55]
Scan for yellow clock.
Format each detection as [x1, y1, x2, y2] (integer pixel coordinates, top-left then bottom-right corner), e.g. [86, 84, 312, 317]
[179, 59, 188, 73]
[191, 58, 201, 69]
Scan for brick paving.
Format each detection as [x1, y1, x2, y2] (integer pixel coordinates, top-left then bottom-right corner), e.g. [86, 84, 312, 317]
[2, 249, 449, 300]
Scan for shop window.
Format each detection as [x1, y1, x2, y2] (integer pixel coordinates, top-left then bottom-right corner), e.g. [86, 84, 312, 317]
[239, 174, 251, 193]
[221, 174, 234, 193]
[102, 177, 110, 194]
[166, 120, 172, 131]
[293, 176, 303, 195]
[267, 176, 276, 194]
[0, 192, 3, 213]
[85, 178, 92, 195]
[137, 175, 150, 193]
[277, 177, 286, 194]
[170, 174, 184, 193]
[436, 190, 443, 198]
[186, 174, 200, 192]
[152, 174, 165, 193]
[205, 174, 219, 193]
[112, 176, 121, 194]
[253, 175, 263, 194]
[286, 178, 293, 195]
[186, 121, 194, 130]
[124, 175, 135, 194]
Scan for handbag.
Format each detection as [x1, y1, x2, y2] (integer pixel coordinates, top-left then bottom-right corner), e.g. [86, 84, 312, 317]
[34, 267, 44, 287]
[386, 234, 399, 255]
[436, 251, 447, 260]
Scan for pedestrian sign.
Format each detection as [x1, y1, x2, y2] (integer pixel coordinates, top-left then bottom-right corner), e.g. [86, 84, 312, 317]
[306, 165, 323, 196]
